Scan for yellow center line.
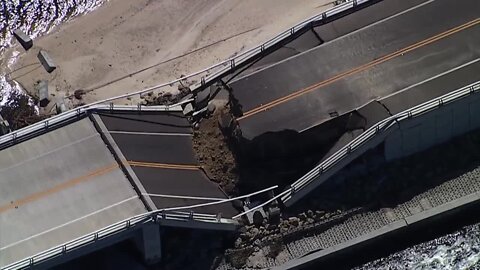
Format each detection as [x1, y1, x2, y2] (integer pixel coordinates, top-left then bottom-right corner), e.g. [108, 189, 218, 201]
[238, 18, 480, 121]
[127, 161, 201, 171]
[0, 160, 201, 214]
[0, 163, 119, 214]
[0, 159, 200, 214]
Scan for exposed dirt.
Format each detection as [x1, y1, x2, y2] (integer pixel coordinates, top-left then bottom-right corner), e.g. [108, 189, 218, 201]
[192, 108, 240, 196]
[141, 91, 185, 106]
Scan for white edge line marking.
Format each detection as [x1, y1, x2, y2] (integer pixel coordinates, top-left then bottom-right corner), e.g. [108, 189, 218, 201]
[142, 193, 225, 201]
[299, 58, 480, 134]
[321, 0, 437, 46]
[380, 58, 480, 100]
[0, 133, 100, 173]
[233, 0, 437, 82]
[154, 185, 278, 213]
[2, 185, 280, 251]
[0, 196, 139, 251]
[108, 131, 192, 137]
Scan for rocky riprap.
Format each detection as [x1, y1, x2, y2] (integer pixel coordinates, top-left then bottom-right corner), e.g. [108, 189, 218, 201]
[222, 208, 361, 268]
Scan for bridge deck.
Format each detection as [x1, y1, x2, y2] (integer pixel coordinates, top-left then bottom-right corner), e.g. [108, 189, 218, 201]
[230, 0, 480, 140]
[0, 118, 147, 267]
[94, 111, 237, 218]
[235, 0, 429, 80]
[0, 110, 238, 267]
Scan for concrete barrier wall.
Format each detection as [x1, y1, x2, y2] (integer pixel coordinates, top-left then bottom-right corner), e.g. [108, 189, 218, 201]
[385, 92, 480, 161]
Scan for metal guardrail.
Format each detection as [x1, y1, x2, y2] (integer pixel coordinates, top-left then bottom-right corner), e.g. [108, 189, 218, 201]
[2, 185, 278, 270]
[0, 0, 371, 147]
[2, 211, 215, 270]
[281, 80, 480, 203]
[0, 100, 190, 146]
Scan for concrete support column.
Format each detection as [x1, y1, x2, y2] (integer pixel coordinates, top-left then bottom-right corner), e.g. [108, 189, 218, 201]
[138, 223, 162, 264]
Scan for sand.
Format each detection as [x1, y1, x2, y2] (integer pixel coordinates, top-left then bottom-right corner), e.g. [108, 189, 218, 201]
[7, 0, 333, 107]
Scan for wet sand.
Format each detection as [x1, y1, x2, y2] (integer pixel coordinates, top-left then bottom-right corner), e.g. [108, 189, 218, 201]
[6, 0, 333, 107]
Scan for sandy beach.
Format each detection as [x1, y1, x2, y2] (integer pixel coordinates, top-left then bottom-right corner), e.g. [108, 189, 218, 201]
[6, 0, 332, 107]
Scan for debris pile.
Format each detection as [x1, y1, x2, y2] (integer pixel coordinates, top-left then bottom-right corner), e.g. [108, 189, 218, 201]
[224, 208, 358, 268]
[192, 107, 240, 195]
[141, 76, 193, 106]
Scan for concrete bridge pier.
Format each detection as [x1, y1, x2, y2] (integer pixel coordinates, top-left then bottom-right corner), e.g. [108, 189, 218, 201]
[135, 223, 162, 265]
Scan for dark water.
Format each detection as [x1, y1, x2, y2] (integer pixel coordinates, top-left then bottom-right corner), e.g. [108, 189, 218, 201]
[0, 0, 105, 103]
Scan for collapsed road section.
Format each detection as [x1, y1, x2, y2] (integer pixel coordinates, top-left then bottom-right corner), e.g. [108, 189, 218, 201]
[208, 0, 480, 199]
[0, 117, 148, 267]
[216, 129, 480, 269]
[0, 104, 263, 269]
[176, 0, 480, 268]
[91, 110, 237, 217]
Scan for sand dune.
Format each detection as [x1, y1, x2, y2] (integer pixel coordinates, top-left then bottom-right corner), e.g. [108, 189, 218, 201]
[8, 0, 332, 106]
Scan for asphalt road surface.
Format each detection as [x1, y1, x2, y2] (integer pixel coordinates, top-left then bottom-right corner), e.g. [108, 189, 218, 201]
[229, 0, 480, 140]
[97, 112, 237, 217]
